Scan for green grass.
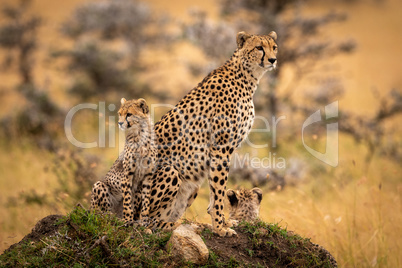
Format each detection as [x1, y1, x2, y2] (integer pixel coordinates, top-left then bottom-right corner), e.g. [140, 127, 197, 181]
[236, 220, 335, 267]
[1, 206, 339, 267]
[0, 205, 175, 267]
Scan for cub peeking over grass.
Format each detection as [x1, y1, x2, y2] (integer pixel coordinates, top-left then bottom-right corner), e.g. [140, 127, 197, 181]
[227, 187, 263, 224]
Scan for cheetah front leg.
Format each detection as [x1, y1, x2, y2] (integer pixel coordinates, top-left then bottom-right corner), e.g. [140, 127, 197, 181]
[207, 153, 236, 237]
[137, 175, 152, 226]
[91, 181, 112, 212]
[122, 160, 135, 223]
[132, 181, 143, 221]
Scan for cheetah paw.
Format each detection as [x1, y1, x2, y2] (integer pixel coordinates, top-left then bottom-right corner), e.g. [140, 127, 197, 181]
[144, 228, 153, 234]
[136, 218, 150, 227]
[213, 226, 237, 237]
[224, 219, 239, 228]
[122, 221, 135, 227]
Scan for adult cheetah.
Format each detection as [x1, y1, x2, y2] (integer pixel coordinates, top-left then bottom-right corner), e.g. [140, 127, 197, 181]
[149, 31, 278, 236]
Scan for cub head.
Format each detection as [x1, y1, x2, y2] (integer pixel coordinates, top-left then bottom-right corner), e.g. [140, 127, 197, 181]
[118, 98, 150, 134]
[227, 187, 263, 222]
[236, 31, 278, 71]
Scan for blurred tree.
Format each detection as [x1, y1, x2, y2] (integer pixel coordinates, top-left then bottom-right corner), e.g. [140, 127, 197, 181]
[184, 0, 355, 117]
[52, 41, 134, 100]
[0, 0, 41, 85]
[54, 0, 170, 102]
[339, 89, 402, 163]
[0, 0, 100, 209]
[0, 0, 62, 146]
[183, 10, 236, 68]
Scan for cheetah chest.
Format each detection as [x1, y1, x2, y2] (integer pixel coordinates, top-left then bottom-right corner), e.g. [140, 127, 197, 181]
[235, 100, 255, 147]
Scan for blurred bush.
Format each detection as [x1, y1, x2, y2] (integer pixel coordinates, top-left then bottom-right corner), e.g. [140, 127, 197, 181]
[0, 0, 40, 85]
[52, 41, 134, 100]
[0, 0, 100, 209]
[0, 0, 61, 149]
[53, 0, 171, 102]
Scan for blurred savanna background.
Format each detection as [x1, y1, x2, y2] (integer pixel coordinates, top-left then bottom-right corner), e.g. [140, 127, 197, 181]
[0, 0, 401, 266]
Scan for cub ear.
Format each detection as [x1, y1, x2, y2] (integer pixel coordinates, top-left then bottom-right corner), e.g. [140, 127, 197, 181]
[227, 189, 238, 207]
[120, 98, 127, 105]
[252, 187, 263, 203]
[236, 31, 252, 49]
[268, 31, 277, 41]
[137, 98, 149, 114]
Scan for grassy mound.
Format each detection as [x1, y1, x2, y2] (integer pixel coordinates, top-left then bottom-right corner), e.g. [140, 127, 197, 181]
[0, 206, 336, 267]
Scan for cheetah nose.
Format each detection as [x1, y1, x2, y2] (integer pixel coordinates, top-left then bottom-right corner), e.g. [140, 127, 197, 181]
[268, 58, 276, 64]
[118, 122, 123, 126]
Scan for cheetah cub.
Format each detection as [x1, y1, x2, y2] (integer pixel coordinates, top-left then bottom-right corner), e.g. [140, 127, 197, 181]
[91, 98, 155, 224]
[226, 187, 263, 224]
[200, 187, 263, 232]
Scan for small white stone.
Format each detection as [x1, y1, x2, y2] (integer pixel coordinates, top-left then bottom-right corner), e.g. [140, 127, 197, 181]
[167, 224, 209, 265]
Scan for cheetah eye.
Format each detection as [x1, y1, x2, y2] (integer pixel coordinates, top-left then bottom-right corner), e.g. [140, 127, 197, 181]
[126, 113, 132, 117]
[273, 45, 278, 50]
[256, 46, 263, 51]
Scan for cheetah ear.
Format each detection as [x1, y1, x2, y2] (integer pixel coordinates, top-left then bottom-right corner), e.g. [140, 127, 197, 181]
[121, 98, 127, 105]
[268, 31, 277, 41]
[252, 187, 263, 203]
[236, 31, 252, 49]
[137, 98, 149, 114]
[227, 189, 238, 207]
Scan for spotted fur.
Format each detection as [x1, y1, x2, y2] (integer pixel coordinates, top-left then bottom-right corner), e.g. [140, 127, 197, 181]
[91, 31, 277, 235]
[148, 31, 278, 236]
[90, 98, 181, 230]
[227, 188, 263, 222]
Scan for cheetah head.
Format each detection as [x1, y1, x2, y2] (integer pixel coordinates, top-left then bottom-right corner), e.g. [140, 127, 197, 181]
[236, 31, 278, 72]
[118, 98, 150, 135]
[227, 187, 263, 222]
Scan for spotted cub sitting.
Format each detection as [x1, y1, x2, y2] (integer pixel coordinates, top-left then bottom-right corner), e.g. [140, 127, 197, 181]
[91, 98, 180, 230]
[226, 188, 263, 223]
[91, 98, 155, 224]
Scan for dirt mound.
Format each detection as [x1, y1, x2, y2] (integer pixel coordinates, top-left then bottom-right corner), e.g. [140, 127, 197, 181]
[0, 207, 337, 267]
[4, 214, 63, 253]
[204, 226, 336, 267]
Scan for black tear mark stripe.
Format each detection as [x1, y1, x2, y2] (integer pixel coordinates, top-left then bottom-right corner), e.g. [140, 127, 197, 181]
[126, 113, 131, 127]
[260, 47, 265, 67]
[260, 37, 266, 66]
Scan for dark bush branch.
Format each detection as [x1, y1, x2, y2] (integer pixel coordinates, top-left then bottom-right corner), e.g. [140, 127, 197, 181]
[0, 0, 41, 85]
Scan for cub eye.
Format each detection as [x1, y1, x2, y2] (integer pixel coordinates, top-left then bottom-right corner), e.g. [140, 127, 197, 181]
[273, 45, 278, 50]
[126, 113, 132, 117]
[256, 46, 263, 51]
